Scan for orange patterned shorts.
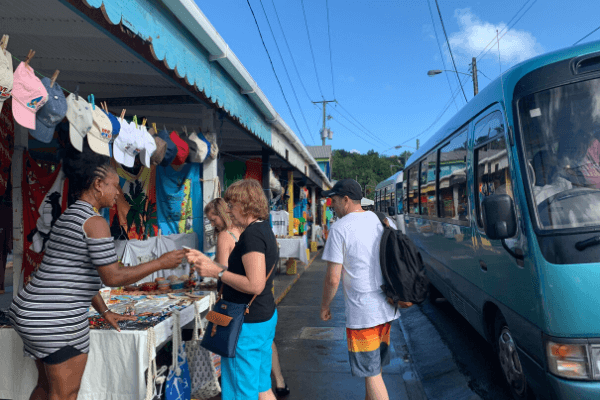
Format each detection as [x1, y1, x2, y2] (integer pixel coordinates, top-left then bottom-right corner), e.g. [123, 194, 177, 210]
[346, 322, 392, 377]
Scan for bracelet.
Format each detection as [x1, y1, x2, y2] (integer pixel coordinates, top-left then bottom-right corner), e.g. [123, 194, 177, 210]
[100, 309, 110, 316]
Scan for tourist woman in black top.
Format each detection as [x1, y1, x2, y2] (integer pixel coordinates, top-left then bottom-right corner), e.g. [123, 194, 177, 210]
[9, 147, 185, 400]
[186, 179, 279, 400]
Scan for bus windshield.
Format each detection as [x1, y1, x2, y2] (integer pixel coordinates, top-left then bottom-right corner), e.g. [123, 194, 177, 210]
[519, 77, 600, 230]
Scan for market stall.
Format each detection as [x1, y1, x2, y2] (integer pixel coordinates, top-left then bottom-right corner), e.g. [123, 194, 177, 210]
[0, 291, 213, 400]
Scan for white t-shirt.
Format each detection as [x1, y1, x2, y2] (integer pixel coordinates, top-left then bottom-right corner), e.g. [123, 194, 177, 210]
[322, 211, 398, 329]
[386, 217, 398, 230]
[271, 210, 289, 237]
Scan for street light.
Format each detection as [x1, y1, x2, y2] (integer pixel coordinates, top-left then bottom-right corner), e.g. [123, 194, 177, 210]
[428, 56, 479, 96]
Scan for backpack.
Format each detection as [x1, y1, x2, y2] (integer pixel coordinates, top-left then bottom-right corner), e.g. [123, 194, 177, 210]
[379, 223, 429, 307]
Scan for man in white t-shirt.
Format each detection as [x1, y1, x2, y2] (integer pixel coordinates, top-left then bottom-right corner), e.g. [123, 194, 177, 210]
[320, 179, 398, 400]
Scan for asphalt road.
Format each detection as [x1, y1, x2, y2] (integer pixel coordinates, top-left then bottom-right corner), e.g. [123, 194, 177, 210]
[418, 297, 515, 400]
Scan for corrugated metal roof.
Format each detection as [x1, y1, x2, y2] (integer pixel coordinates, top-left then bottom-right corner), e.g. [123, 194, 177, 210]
[306, 145, 332, 160]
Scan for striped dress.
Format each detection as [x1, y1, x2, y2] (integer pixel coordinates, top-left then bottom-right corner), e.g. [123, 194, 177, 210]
[8, 200, 118, 359]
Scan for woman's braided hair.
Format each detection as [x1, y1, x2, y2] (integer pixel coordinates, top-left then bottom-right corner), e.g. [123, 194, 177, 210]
[62, 142, 116, 201]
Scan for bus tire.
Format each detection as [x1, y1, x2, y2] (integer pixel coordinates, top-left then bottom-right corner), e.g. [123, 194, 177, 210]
[494, 314, 534, 400]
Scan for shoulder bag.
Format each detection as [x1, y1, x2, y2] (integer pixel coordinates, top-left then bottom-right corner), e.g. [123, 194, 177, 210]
[201, 248, 278, 358]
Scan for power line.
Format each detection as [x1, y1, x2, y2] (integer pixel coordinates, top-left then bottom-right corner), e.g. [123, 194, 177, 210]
[246, 0, 308, 145]
[328, 115, 380, 148]
[334, 101, 389, 146]
[328, 105, 388, 147]
[426, 0, 459, 112]
[257, 0, 316, 144]
[574, 25, 600, 46]
[270, 0, 315, 103]
[325, 0, 336, 99]
[434, 0, 468, 103]
[300, 0, 326, 99]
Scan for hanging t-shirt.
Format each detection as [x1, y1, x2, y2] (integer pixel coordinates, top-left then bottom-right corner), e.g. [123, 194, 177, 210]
[22, 154, 68, 283]
[270, 210, 289, 237]
[0, 98, 14, 197]
[110, 162, 158, 240]
[322, 211, 398, 329]
[156, 164, 203, 245]
[31, 168, 69, 253]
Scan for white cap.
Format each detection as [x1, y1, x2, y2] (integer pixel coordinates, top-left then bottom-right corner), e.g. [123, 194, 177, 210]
[65, 94, 93, 152]
[87, 106, 112, 156]
[113, 120, 142, 167]
[0, 49, 13, 114]
[139, 126, 156, 168]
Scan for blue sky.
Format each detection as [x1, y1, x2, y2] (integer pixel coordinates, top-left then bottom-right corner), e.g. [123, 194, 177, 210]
[194, 0, 600, 156]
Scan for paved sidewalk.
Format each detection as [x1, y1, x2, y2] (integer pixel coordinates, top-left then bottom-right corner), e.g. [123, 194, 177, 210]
[274, 256, 427, 400]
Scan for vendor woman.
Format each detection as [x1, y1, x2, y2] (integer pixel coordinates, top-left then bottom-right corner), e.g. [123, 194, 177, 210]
[8, 145, 185, 400]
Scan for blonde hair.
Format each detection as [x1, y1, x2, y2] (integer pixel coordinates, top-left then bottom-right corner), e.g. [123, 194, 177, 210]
[224, 179, 269, 220]
[204, 198, 232, 232]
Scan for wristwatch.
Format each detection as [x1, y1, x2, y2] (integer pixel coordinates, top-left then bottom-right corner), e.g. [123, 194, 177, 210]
[218, 270, 225, 280]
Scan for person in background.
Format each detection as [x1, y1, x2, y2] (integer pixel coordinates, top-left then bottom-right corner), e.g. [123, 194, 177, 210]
[320, 179, 400, 400]
[205, 197, 290, 397]
[186, 179, 279, 400]
[8, 146, 185, 400]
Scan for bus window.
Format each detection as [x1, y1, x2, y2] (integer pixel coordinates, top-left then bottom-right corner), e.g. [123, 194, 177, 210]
[475, 110, 505, 146]
[439, 130, 468, 220]
[390, 188, 395, 213]
[408, 167, 419, 214]
[475, 131, 512, 227]
[420, 153, 437, 216]
[396, 182, 404, 215]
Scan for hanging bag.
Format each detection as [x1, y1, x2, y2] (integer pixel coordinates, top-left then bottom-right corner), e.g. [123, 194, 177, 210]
[144, 327, 168, 400]
[187, 293, 221, 399]
[165, 310, 192, 400]
[201, 249, 279, 358]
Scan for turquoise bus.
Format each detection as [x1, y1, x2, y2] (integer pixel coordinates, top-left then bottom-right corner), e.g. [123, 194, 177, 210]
[403, 41, 600, 400]
[374, 170, 405, 232]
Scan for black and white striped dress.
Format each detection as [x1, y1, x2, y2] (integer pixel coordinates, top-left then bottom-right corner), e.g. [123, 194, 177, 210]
[8, 200, 118, 359]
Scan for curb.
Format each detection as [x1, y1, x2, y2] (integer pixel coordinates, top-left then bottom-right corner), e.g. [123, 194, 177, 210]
[274, 249, 322, 305]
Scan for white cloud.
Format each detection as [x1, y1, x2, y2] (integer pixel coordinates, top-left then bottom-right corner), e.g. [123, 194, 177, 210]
[448, 8, 542, 65]
[350, 149, 361, 154]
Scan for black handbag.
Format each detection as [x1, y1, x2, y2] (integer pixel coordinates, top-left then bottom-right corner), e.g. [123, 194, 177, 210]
[201, 255, 277, 358]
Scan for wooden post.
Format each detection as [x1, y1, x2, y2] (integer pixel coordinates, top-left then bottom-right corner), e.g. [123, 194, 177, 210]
[310, 186, 316, 246]
[287, 171, 293, 237]
[201, 108, 217, 255]
[12, 124, 27, 296]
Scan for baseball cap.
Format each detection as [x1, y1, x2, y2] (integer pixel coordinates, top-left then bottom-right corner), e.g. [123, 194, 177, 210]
[149, 130, 167, 166]
[139, 126, 156, 168]
[29, 77, 67, 143]
[322, 179, 363, 200]
[185, 131, 208, 163]
[65, 93, 93, 152]
[197, 131, 212, 159]
[0, 49, 13, 113]
[12, 62, 48, 129]
[169, 131, 189, 166]
[158, 129, 177, 167]
[102, 110, 121, 143]
[87, 105, 113, 156]
[113, 121, 143, 167]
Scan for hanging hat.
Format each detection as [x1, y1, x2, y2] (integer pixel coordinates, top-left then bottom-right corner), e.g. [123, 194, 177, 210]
[169, 131, 189, 166]
[87, 105, 113, 157]
[139, 126, 156, 168]
[102, 110, 121, 143]
[12, 62, 48, 129]
[65, 93, 93, 152]
[29, 77, 67, 143]
[113, 121, 143, 167]
[0, 49, 13, 113]
[157, 129, 177, 167]
[150, 131, 167, 166]
[186, 131, 208, 163]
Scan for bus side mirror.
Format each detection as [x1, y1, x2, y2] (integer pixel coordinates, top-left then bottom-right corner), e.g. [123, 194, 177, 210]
[388, 206, 395, 216]
[482, 195, 516, 240]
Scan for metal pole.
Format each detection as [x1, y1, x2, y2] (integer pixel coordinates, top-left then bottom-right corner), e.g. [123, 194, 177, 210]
[472, 57, 479, 96]
[312, 100, 336, 146]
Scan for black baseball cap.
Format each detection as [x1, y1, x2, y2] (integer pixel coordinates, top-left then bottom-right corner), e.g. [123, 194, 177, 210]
[322, 179, 363, 200]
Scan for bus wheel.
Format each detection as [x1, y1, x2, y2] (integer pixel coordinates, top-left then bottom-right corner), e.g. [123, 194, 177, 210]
[495, 315, 532, 399]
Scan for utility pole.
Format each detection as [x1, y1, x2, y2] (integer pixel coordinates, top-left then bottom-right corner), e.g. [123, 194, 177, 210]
[416, 139, 420, 150]
[472, 57, 479, 96]
[312, 100, 336, 146]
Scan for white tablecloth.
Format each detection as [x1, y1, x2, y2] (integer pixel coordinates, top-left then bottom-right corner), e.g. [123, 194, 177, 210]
[277, 238, 308, 265]
[0, 295, 210, 400]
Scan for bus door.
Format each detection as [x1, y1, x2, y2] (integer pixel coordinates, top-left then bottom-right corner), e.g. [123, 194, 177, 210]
[472, 110, 534, 317]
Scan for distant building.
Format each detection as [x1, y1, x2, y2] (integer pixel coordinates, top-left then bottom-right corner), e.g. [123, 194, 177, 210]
[306, 145, 332, 181]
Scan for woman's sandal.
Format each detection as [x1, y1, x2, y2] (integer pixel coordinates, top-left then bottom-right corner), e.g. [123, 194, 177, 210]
[275, 384, 290, 397]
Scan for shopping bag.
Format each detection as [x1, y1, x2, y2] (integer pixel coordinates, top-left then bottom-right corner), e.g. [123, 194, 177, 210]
[165, 310, 192, 400]
[187, 294, 221, 399]
[144, 328, 168, 400]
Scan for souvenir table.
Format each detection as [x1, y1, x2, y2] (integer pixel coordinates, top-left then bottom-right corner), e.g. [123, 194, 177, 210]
[277, 237, 309, 265]
[0, 291, 211, 400]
